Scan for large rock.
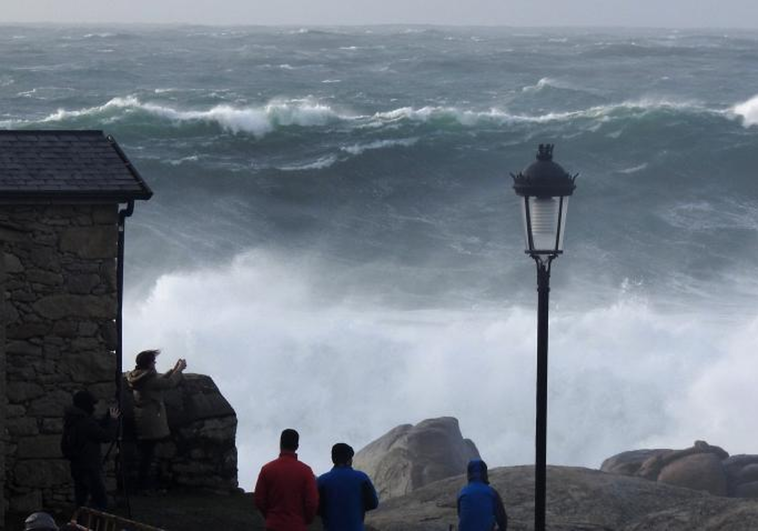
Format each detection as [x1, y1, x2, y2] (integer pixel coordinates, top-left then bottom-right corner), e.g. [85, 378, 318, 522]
[121, 373, 238, 492]
[366, 465, 758, 531]
[353, 417, 479, 500]
[601, 448, 670, 476]
[657, 452, 727, 496]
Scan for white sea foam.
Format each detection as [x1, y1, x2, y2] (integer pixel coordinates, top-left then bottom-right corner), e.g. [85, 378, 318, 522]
[370, 99, 706, 127]
[167, 155, 200, 166]
[617, 163, 648, 174]
[277, 154, 339, 171]
[41, 96, 347, 138]
[731, 94, 758, 127]
[341, 137, 418, 155]
[82, 33, 117, 39]
[36, 96, 716, 136]
[521, 77, 578, 93]
[124, 249, 758, 488]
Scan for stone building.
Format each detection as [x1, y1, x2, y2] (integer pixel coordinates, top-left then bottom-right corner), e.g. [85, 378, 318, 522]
[0, 130, 152, 525]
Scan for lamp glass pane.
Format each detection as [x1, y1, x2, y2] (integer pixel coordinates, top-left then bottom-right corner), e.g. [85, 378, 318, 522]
[520, 198, 531, 251]
[557, 196, 569, 251]
[527, 196, 561, 252]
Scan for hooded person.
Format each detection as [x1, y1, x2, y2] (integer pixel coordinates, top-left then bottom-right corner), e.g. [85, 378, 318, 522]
[61, 390, 120, 510]
[457, 459, 508, 531]
[125, 349, 186, 492]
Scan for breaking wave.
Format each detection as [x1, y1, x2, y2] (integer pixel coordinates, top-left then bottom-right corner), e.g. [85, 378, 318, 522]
[16, 95, 736, 139]
[341, 137, 418, 155]
[732, 94, 758, 127]
[40, 96, 348, 138]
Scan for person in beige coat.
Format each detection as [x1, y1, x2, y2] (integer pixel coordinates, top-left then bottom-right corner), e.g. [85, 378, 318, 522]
[126, 349, 186, 492]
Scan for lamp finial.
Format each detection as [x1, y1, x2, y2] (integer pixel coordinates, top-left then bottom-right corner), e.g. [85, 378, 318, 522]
[537, 144, 554, 161]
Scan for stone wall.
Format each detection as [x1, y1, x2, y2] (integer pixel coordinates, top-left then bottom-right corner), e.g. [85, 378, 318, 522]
[0, 238, 6, 530]
[120, 374, 238, 493]
[0, 204, 119, 513]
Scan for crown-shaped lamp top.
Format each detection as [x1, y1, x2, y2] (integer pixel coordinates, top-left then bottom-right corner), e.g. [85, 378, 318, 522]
[512, 144, 577, 197]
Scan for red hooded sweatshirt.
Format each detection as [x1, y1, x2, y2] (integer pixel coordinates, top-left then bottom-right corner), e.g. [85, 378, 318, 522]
[254, 451, 319, 531]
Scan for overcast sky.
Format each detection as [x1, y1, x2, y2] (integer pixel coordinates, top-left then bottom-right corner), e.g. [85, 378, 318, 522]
[2, 0, 758, 28]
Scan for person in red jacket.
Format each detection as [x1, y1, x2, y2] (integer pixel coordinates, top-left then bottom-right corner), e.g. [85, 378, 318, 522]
[254, 429, 319, 531]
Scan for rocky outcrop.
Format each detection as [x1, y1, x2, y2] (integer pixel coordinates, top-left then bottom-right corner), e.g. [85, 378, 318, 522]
[353, 417, 479, 500]
[366, 465, 758, 531]
[121, 373, 238, 492]
[601, 440, 758, 498]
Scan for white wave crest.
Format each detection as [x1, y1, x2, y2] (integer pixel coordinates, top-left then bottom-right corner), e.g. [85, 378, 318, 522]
[522, 77, 563, 92]
[370, 99, 711, 128]
[34, 96, 717, 136]
[277, 155, 338, 171]
[341, 137, 418, 155]
[732, 95, 758, 127]
[41, 96, 347, 138]
[617, 163, 648, 174]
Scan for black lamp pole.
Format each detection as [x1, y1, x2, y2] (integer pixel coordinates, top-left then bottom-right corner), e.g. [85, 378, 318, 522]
[534, 256, 551, 531]
[512, 144, 577, 531]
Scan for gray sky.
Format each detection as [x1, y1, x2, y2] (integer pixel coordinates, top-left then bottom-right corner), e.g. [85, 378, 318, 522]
[2, 0, 758, 28]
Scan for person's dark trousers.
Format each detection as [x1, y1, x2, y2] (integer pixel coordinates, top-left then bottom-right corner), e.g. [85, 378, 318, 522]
[137, 439, 158, 490]
[71, 464, 108, 510]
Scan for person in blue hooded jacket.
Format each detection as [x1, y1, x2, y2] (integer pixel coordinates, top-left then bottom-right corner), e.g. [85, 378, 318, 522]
[317, 443, 379, 531]
[457, 459, 508, 531]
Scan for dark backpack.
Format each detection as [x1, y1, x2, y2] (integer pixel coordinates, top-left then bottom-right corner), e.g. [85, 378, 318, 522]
[60, 419, 83, 460]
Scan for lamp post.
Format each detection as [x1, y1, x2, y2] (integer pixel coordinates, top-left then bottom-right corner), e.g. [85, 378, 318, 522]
[511, 144, 577, 531]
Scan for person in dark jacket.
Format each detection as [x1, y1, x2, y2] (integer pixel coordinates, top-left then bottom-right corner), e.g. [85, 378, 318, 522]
[457, 459, 508, 531]
[317, 443, 379, 531]
[125, 349, 186, 492]
[254, 429, 319, 531]
[61, 390, 120, 510]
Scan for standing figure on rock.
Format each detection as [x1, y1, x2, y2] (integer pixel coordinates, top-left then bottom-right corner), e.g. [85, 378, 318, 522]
[254, 429, 319, 531]
[126, 349, 186, 493]
[457, 459, 508, 531]
[318, 442, 379, 531]
[61, 390, 120, 510]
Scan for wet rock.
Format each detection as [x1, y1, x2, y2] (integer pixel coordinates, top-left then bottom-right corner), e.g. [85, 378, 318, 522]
[354, 417, 480, 500]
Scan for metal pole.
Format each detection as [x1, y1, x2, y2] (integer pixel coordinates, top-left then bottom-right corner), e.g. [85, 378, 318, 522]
[534, 257, 551, 531]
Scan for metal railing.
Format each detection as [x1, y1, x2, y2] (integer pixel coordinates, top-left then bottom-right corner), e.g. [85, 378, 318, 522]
[70, 507, 165, 531]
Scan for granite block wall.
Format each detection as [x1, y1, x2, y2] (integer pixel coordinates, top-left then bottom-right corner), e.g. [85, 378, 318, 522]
[0, 204, 119, 513]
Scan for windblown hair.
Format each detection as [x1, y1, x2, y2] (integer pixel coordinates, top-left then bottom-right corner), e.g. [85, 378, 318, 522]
[135, 349, 161, 370]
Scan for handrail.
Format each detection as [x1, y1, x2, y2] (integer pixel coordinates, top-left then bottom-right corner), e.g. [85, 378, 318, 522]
[70, 507, 165, 531]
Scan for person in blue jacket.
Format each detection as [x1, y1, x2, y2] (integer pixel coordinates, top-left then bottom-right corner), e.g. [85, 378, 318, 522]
[317, 443, 379, 531]
[457, 459, 508, 531]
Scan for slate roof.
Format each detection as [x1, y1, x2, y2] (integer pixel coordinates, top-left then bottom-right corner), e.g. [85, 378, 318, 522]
[0, 130, 152, 202]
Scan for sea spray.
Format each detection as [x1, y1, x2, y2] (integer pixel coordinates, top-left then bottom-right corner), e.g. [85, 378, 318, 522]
[4, 24, 758, 489]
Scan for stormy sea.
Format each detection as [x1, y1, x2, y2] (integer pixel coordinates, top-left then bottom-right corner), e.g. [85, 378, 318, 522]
[2, 25, 758, 488]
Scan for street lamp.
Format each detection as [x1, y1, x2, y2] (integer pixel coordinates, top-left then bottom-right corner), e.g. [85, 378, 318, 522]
[511, 144, 577, 531]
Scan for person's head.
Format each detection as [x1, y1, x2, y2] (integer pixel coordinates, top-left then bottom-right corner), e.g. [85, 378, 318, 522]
[331, 443, 355, 466]
[24, 512, 59, 531]
[280, 428, 299, 452]
[72, 390, 96, 415]
[467, 459, 489, 484]
[135, 349, 160, 370]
